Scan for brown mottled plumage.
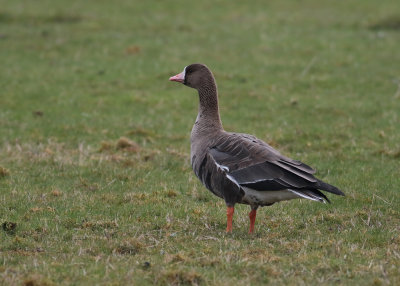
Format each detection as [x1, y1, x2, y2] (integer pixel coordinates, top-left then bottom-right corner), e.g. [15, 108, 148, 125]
[169, 63, 345, 233]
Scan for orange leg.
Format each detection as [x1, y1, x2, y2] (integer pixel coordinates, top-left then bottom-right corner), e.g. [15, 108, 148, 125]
[226, 206, 235, 233]
[248, 209, 257, 234]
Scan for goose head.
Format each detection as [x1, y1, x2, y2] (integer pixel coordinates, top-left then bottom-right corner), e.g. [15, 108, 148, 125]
[169, 63, 213, 90]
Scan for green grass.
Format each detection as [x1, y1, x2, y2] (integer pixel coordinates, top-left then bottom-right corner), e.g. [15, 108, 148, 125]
[1, 0, 399, 285]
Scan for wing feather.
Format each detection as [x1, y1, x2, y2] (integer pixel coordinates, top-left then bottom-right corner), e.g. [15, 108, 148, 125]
[207, 132, 344, 197]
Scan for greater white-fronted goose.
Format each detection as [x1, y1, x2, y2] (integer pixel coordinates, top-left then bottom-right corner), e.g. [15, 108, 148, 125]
[169, 63, 345, 233]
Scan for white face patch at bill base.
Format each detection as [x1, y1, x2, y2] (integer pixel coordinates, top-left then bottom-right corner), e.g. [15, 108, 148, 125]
[182, 66, 187, 81]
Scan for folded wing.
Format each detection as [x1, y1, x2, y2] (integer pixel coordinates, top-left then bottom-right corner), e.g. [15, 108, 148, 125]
[209, 133, 345, 199]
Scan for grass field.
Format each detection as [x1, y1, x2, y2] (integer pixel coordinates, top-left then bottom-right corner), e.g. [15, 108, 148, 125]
[1, 0, 400, 285]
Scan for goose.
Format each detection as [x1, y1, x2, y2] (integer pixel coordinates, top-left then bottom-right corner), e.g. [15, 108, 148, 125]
[169, 63, 345, 233]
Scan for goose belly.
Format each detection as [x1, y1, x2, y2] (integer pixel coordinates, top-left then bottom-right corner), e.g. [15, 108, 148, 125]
[241, 187, 300, 206]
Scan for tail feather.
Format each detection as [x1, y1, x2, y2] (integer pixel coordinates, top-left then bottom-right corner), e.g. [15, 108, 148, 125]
[289, 189, 330, 203]
[307, 189, 331, 203]
[317, 180, 345, 196]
